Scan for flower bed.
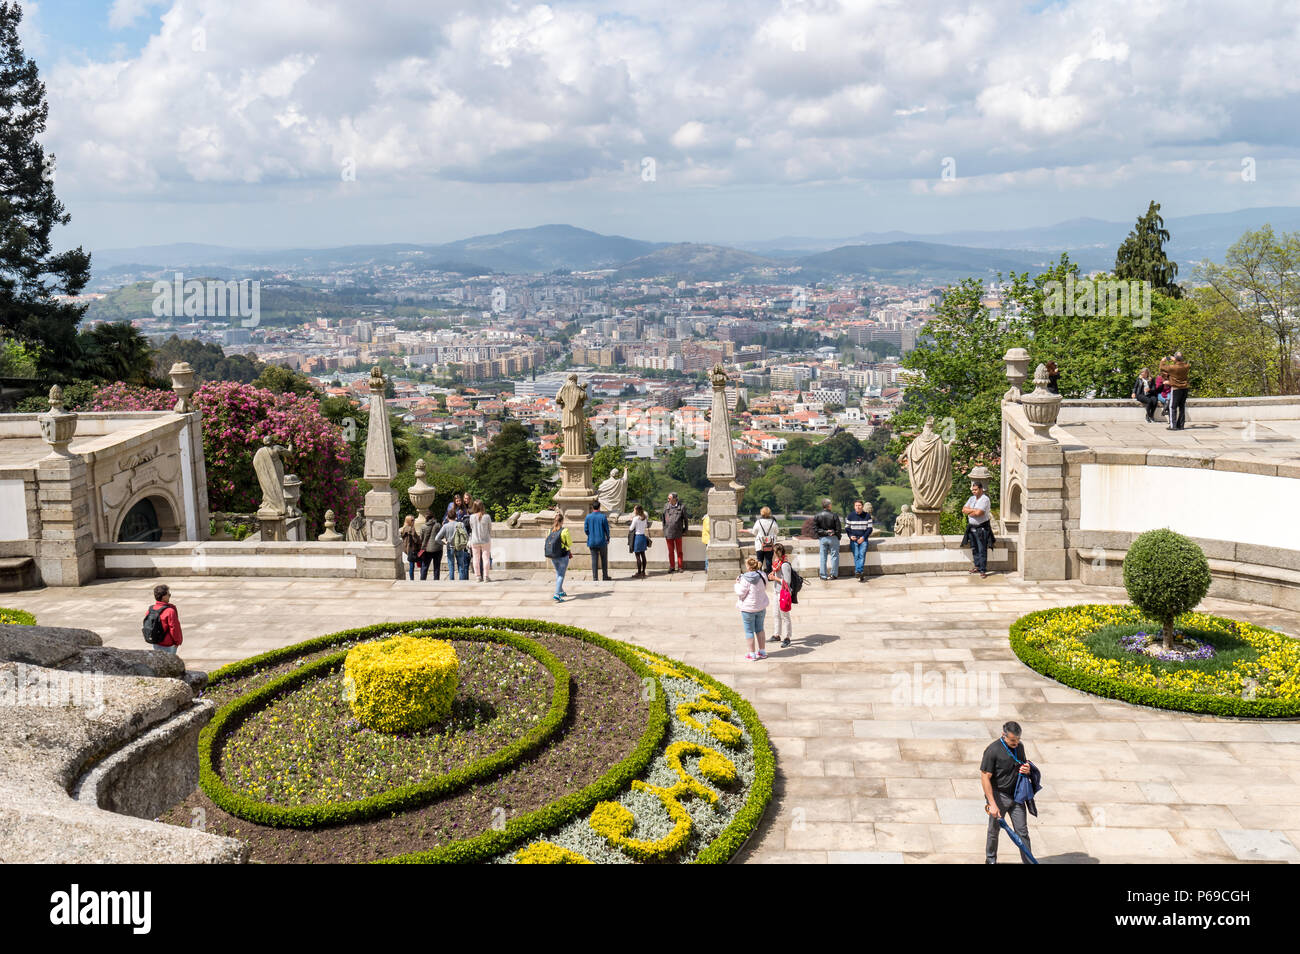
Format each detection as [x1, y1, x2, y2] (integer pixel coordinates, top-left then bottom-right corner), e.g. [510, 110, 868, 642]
[1010, 604, 1300, 717]
[0, 608, 35, 626]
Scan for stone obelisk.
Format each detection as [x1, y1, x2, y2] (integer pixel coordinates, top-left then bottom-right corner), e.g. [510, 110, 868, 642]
[360, 366, 402, 579]
[705, 364, 745, 580]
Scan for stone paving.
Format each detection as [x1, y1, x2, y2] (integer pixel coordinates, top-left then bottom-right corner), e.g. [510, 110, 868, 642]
[7, 568, 1300, 864]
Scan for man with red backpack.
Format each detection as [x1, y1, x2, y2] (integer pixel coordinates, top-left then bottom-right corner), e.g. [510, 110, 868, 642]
[143, 583, 183, 655]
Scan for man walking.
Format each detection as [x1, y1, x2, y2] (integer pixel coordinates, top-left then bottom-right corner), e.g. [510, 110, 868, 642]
[963, 478, 993, 578]
[813, 499, 842, 580]
[662, 492, 688, 573]
[144, 583, 183, 655]
[584, 500, 612, 581]
[1159, 352, 1191, 430]
[981, 721, 1036, 864]
[846, 499, 873, 582]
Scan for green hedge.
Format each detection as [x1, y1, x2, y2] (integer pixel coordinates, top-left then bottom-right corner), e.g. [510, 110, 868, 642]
[1009, 608, 1300, 718]
[199, 626, 571, 828]
[0, 608, 36, 626]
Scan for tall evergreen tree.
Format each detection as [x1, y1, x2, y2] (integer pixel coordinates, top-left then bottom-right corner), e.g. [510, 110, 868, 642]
[1115, 200, 1182, 298]
[0, 2, 90, 377]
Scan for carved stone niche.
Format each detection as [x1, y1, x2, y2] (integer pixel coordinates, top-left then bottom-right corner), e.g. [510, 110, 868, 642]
[96, 442, 185, 543]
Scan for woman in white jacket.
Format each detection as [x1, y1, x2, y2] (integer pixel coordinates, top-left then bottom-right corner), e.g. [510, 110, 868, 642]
[469, 501, 493, 582]
[735, 556, 771, 660]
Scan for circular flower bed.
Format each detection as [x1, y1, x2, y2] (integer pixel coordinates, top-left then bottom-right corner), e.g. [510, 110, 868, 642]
[1011, 604, 1300, 717]
[0, 608, 35, 625]
[343, 635, 460, 732]
[172, 618, 773, 864]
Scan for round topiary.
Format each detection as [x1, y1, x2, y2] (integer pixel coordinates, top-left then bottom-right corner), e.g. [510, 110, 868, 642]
[343, 636, 459, 733]
[1122, 528, 1211, 650]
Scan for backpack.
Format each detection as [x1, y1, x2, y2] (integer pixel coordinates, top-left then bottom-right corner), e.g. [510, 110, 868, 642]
[544, 529, 569, 559]
[451, 522, 469, 551]
[787, 564, 804, 604]
[757, 518, 777, 551]
[142, 604, 171, 645]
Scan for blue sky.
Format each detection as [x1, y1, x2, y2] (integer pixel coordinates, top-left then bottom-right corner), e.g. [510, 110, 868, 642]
[17, 0, 1300, 253]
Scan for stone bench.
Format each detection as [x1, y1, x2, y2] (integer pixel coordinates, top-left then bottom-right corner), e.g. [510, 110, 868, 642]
[0, 556, 34, 592]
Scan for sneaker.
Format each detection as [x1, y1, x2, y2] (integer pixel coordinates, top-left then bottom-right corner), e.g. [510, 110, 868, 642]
[559, 591, 568, 597]
[553, 595, 564, 602]
[745, 652, 760, 661]
[781, 637, 791, 648]
[756, 651, 768, 659]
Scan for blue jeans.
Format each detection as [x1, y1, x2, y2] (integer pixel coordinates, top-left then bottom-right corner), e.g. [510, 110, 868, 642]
[552, 556, 569, 597]
[406, 555, 417, 580]
[819, 536, 840, 578]
[456, 549, 470, 579]
[971, 523, 991, 572]
[741, 610, 767, 639]
[849, 534, 870, 574]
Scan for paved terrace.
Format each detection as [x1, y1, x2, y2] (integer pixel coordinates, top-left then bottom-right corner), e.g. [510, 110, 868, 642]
[7, 571, 1300, 864]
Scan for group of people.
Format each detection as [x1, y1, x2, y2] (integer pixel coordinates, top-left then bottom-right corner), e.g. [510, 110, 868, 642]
[398, 491, 495, 583]
[732, 541, 801, 660]
[1131, 353, 1191, 429]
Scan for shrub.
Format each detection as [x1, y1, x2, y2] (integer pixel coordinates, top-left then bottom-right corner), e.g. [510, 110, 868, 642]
[344, 636, 459, 733]
[1122, 529, 1211, 649]
[0, 608, 35, 625]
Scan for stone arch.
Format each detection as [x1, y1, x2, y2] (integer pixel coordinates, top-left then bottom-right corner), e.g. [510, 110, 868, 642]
[115, 490, 182, 543]
[1004, 478, 1024, 534]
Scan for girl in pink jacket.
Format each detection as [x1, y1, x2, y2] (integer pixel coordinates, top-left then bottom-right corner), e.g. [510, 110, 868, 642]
[735, 556, 771, 660]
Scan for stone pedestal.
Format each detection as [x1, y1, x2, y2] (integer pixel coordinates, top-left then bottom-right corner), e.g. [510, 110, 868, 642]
[912, 507, 943, 536]
[36, 455, 98, 586]
[705, 488, 745, 580]
[1018, 440, 1068, 580]
[553, 453, 595, 523]
[257, 509, 287, 542]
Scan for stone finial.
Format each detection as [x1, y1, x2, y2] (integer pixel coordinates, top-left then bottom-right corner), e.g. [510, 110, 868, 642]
[710, 363, 728, 391]
[1020, 363, 1062, 442]
[318, 509, 344, 541]
[169, 361, 196, 413]
[38, 385, 77, 458]
[408, 458, 435, 512]
[369, 365, 385, 393]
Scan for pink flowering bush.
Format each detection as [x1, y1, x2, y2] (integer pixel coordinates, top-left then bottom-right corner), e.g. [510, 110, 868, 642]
[87, 381, 360, 534]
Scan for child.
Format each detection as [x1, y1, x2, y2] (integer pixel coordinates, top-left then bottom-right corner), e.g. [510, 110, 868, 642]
[734, 556, 770, 660]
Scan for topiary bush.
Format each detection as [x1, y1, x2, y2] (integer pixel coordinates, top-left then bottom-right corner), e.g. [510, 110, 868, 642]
[343, 636, 459, 732]
[1122, 528, 1211, 650]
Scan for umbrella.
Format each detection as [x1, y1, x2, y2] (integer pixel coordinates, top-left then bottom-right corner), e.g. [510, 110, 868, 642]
[997, 818, 1039, 864]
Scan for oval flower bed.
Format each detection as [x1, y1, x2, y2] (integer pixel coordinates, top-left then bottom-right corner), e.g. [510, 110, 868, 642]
[1010, 604, 1300, 717]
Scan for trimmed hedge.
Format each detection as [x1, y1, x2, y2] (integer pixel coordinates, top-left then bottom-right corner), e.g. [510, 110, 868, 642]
[1010, 606, 1300, 718]
[344, 636, 460, 732]
[199, 626, 571, 828]
[0, 608, 36, 626]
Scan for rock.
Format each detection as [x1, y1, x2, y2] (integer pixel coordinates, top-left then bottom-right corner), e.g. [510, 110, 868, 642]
[61, 647, 186, 680]
[182, 670, 208, 694]
[0, 624, 103, 668]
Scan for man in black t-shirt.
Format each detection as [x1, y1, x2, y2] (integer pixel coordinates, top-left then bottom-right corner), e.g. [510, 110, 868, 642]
[980, 721, 1034, 864]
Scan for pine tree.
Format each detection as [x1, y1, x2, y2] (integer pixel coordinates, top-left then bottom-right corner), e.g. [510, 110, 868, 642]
[1114, 200, 1182, 298]
[0, 2, 90, 377]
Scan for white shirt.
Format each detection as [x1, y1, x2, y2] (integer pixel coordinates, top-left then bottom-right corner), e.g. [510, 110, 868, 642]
[752, 517, 778, 550]
[631, 515, 649, 536]
[966, 494, 991, 526]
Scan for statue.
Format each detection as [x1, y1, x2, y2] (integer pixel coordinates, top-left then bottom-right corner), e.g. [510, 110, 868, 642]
[346, 511, 367, 542]
[900, 417, 951, 512]
[253, 437, 291, 515]
[893, 504, 921, 537]
[555, 373, 589, 458]
[596, 467, 629, 515]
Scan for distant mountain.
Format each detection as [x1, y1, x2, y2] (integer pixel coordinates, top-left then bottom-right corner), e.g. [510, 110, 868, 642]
[613, 243, 784, 279]
[434, 224, 663, 273]
[793, 241, 1091, 281]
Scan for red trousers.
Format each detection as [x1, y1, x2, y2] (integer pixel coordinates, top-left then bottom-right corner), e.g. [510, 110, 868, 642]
[666, 536, 684, 569]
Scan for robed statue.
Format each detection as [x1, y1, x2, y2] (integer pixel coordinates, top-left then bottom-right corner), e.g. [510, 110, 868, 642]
[900, 417, 951, 511]
[346, 511, 367, 542]
[597, 467, 629, 515]
[893, 504, 921, 538]
[253, 437, 290, 515]
[555, 373, 589, 458]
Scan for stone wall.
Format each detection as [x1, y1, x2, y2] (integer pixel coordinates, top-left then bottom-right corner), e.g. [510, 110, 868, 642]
[97, 540, 402, 580]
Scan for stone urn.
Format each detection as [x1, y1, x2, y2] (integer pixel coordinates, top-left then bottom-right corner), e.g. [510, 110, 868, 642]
[1002, 348, 1030, 402]
[282, 473, 302, 518]
[38, 385, 78, 458]
[170, 361, 196, 413]
[1020, 364, 1062, 441]
[408, 459, 436, 531]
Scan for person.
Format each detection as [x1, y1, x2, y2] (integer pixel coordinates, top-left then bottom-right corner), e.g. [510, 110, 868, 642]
[399, 515, 420, 580]
[433, 513, 467, 580]
[846, 499, 873, 582]
[417, 509, 441, 581]
[1159, 351, 1191, 430]
[812, 498, 842, 580]
[963, 479, 993, 578]
[662, 492, 688, 572]
[630, 504, 650, 577]
[1153, 372, 1171, 420]
[455, 495, 473, 579]
[981, 721, 1036, 864]
[1131, 367, 1158, 423]
[751, 506, 779, 574]
[701, 513, 710, 571]
[1045, 361, 1060, 395]
[469, 501, 493, 582]
[145, 583, 183, 655]
[735, 556, 770, 661]
[584, 500, 612, 581]
[443, 496, 462, 579]
[544, 512, 572, 601]
[769, 543, 794, 648]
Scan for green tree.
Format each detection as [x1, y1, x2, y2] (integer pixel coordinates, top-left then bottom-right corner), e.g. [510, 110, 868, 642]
[0, 3, 91, 379]
[1148, 290, 1272, 397]
[666, 446, 689, 482]
[255, 363, 317, 397]
[472, 420, 544, 504]
[592, 443, 625, 480]
[772, 484, 796, 515]
[73, 322, 156, 385]
[627, 459, 658, 506]
[1114, 200, 1182, 297]
[830, 477, 857, 512]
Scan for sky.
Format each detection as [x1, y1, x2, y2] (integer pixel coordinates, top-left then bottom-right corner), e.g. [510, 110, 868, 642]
[15, 0, 1300, 252]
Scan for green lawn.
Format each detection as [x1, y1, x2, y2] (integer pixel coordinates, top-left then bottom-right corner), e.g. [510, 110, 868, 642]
[875, 484, 913, 509]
